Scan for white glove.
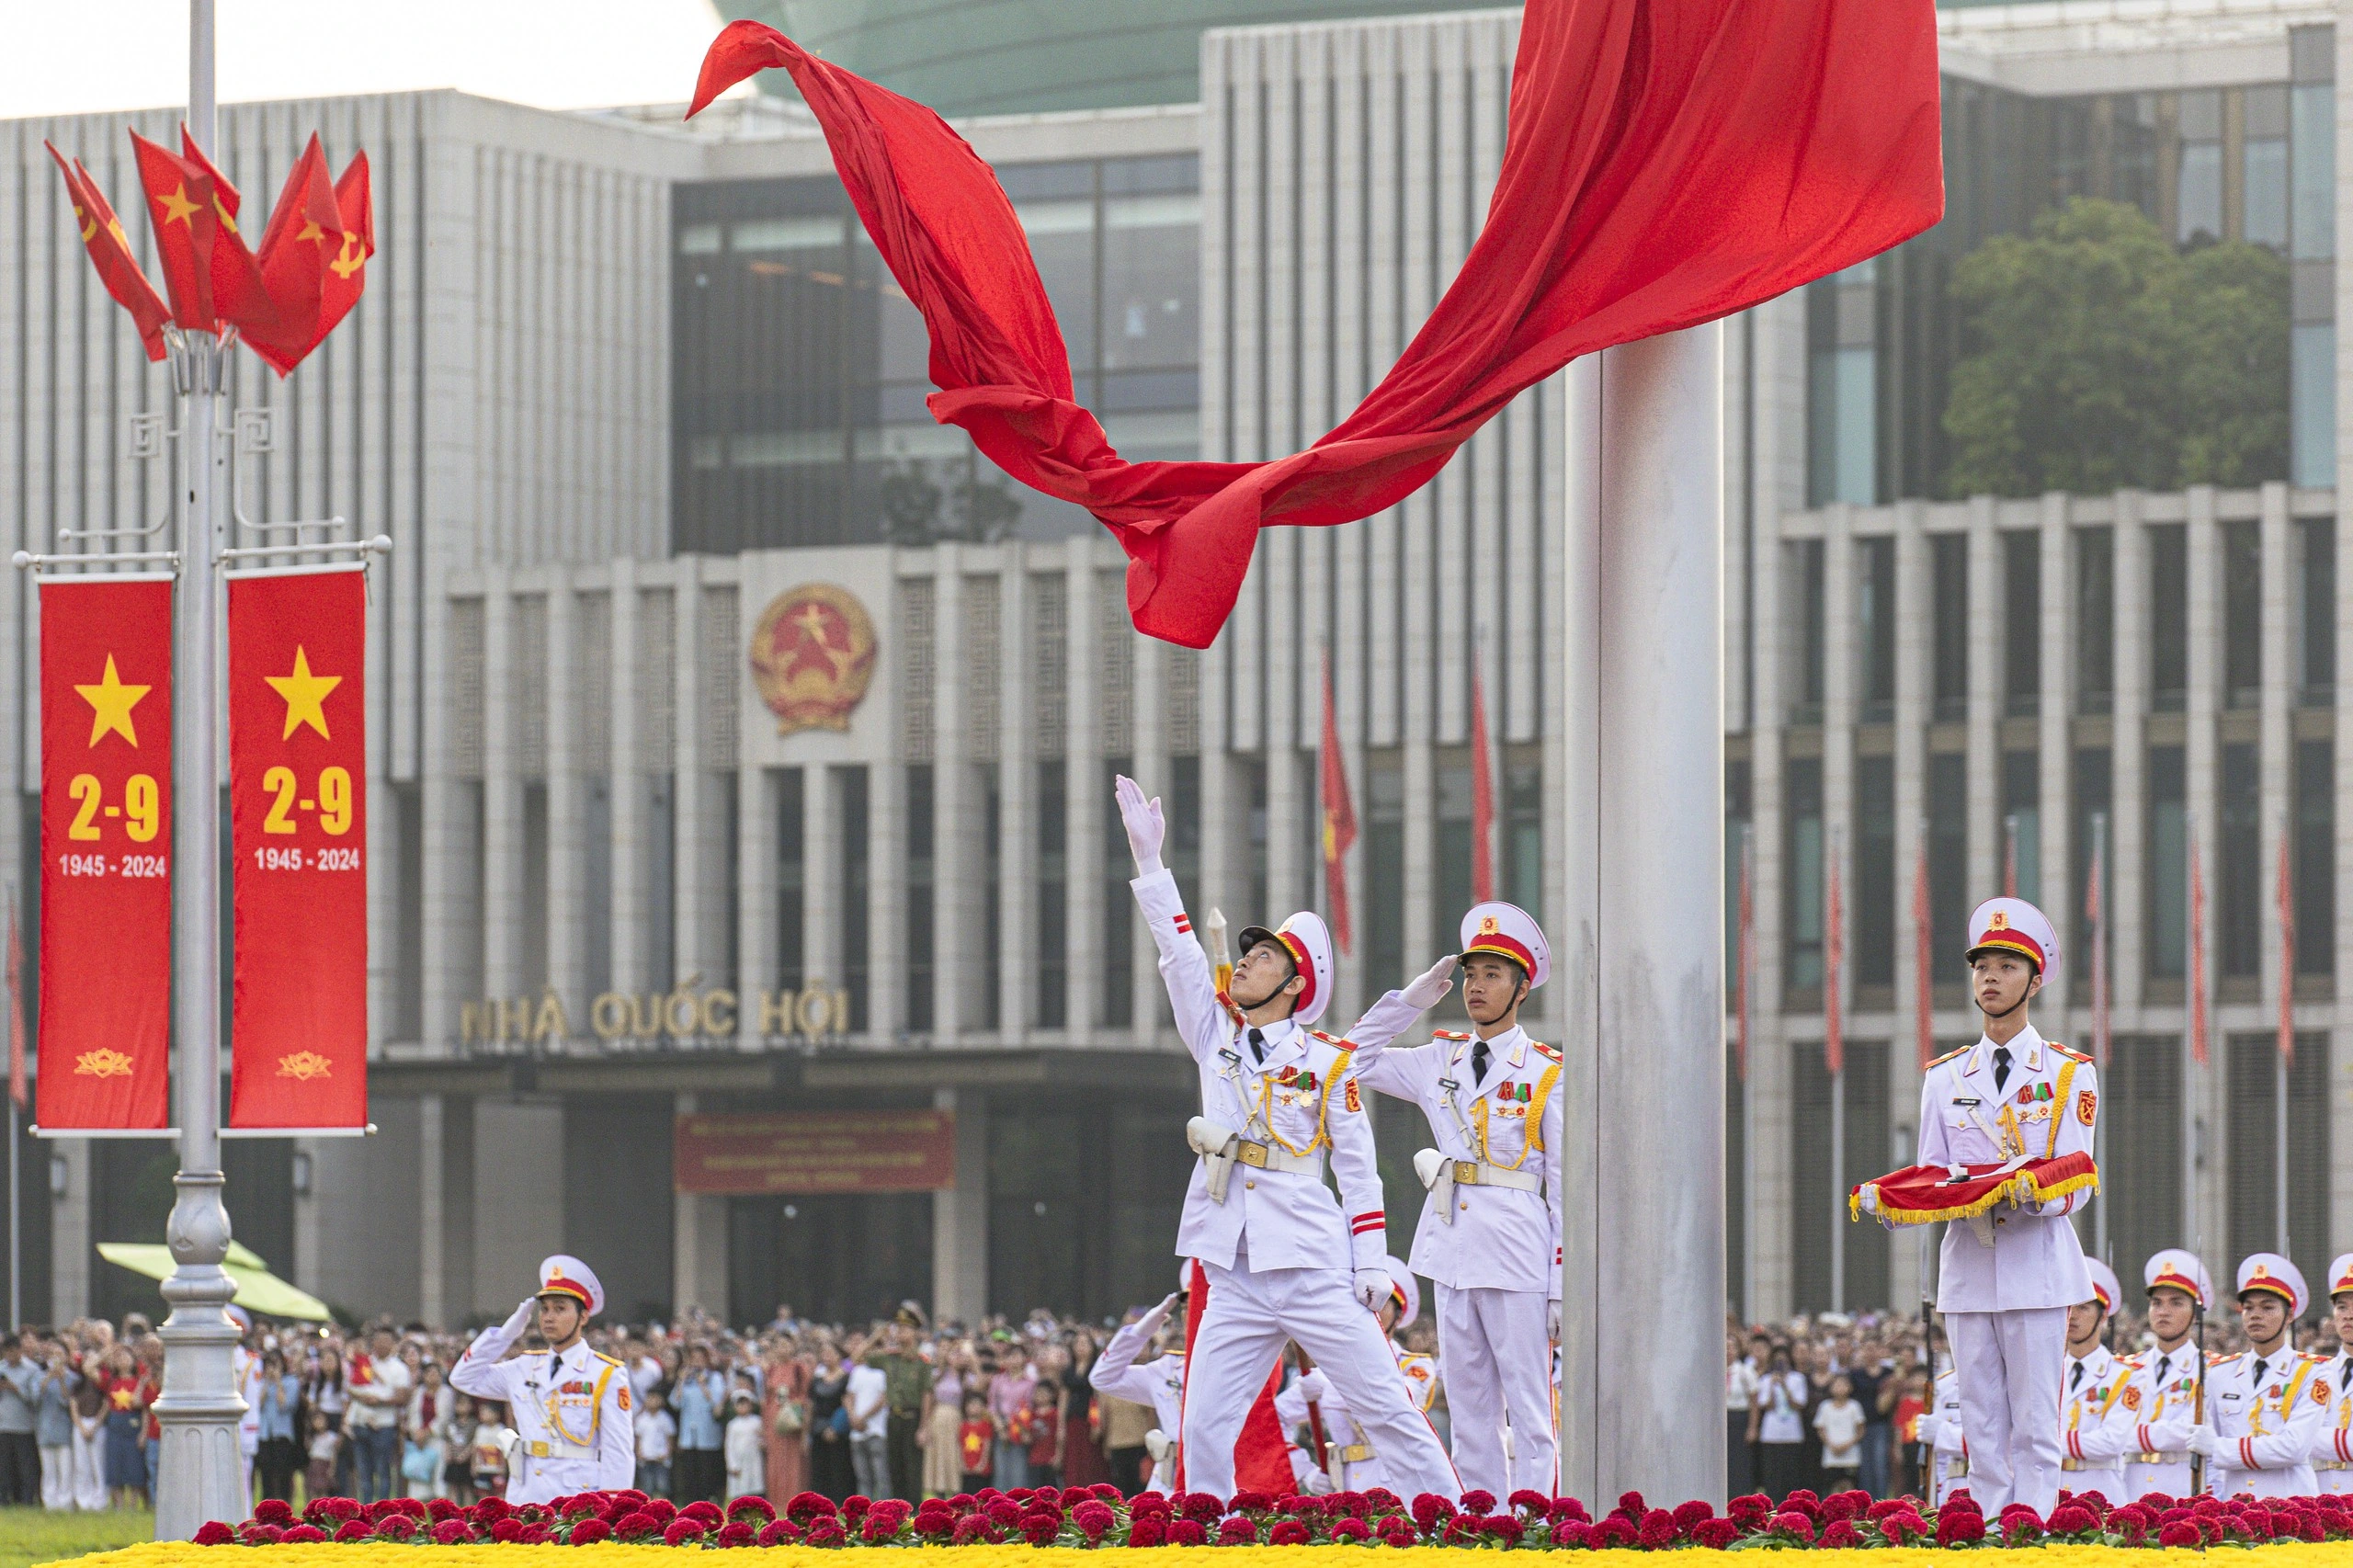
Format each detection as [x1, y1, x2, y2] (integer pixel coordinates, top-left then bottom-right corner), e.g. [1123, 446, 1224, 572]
[503, 1297, 537, 1337]
[1294, 1369, 1331, 1404]
[2185, 1426, 2220, 1458]
[1401, 955, 1459, 1011]
[1912, 1414, 1941, 1444]
[1135, 1291, 1180, 1340]
[1303, 1469, 1335, 1495]
[1353, 1268, 1390, 1312]
[1115, 775, 1166, 876]
[1546, 1299, 1561, 1345]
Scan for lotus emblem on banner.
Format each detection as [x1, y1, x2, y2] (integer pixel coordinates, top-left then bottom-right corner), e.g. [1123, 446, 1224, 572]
[750, 584, 877, 735]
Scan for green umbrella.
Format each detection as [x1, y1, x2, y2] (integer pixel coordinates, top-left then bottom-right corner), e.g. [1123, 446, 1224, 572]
[96, 1240, 334, 1322]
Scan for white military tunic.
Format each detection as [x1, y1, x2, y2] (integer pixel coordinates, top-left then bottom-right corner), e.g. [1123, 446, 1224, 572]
[1088, 1317, 1187, 1440]
[2058, 1343, 2136, 1500]
[2309, 1350, 2353, 1494]
[1133, 868, 1455, 1501]
[450, 1304, 634, 1504]
[2205, 1348, 2332, 1498]
[2118, 1342, 2202, 1501]
[1914, 1024, 2097, 1517]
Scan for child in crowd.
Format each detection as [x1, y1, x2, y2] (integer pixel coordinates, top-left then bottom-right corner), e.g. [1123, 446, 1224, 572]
[635, 1385, 676, 1499]
[441, 1394, 477, 1506]
[1813, 1372, 1866, 1482]
[471, 1401, 515, 1501]
[304, 1409, 341, 1502]
[1023, 1381, 1063, 1490]
[723, 1389, 766, 1501]
[957, 1393, 994, 1495]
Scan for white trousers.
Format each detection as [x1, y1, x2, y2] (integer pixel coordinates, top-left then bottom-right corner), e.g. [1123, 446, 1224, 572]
[2123, 1458, 2190, 1503]
[1185, 1250, 1458, 1502]
[1947, 1307, 2066, 1517]
[40, 1445, 73, 1509]
[71, 1426, 106, 1510]
[1433, 1283, 1555, 1496]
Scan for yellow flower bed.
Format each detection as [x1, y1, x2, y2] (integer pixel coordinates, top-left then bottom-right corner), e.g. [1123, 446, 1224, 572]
[58, 1545, 2309, 1568]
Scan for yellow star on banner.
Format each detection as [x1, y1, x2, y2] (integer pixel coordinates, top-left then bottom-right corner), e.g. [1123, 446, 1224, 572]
[157, 182, 200, 227]
[265, 646, 340, 741]
[75, 655, 149, 747]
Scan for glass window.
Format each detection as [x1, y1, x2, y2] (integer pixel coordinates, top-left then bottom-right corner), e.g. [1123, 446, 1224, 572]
[1929, 754, 1969, 990]
[1437, 754, 1474, 947]
[906, 764, 936, 1033]
[1367, 754, 1405, 991]
[2303, 517, 2335, 701]
[2146, 746, 2186, 979]
[1932, 534, 1969, 721]
[1858, 538, 1895, 720]
[2177, 141, 2224, 245]
[1035, 759, 1066, 1028]
[2150, 525, 2188, 710]
[1505, 751, 1543, 915]
[1790, 540, 1825, 722]
[775, 768, 804, 996]
[2219, 741, 2258, 977]
[1101, 756, 1133, 1028]
[2005, 530, 2040, 714]
[2292, 82, 2336, 263]
[1785, 755, 1824, 994]
[2003, 750, 2039, 903]
[2296, 738, 2334, 973]
[2292, 324, 2336, 488]
[2072, 748, 2112, 966]
[1855, 756, 1895, 985]
[2076, 527, 2114, 712]
[1103, 194, 1199, 373]
[2224, 522, 2262, 707]
[2246, 136, 2290, 250]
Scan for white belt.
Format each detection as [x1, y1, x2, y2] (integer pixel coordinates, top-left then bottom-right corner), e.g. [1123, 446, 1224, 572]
[1449, 1160, 1540, 1192]
[2316, 1461, 2350, 1472]
[1234, 1139, 1319, 1175]
[2131, 1452, 2188, 1465]
[1414, 1149, 1540, 1223]
[1188, 1116, 1317, 1199]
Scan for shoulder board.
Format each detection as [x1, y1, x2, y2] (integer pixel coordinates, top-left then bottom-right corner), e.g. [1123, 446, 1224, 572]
[1531, 1041, 1562, 1062]
[2052, 1045, 2092, 1063]
[2303, 1350, 2333, 1363]
[1435, 1029, 1472, 1041]
[1308, 1029, 1354, 1051]
[2212, 1352, 2243, 1365]
[1927, 1046, 1969, 1068]
[595, 1352, 624, 1368]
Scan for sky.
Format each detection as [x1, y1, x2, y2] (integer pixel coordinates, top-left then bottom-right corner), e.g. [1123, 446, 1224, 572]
[4, 0, 745, 120]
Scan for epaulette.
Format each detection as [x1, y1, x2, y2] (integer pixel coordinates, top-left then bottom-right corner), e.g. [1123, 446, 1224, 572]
[1436, 1029, 1472, 1041]
[2211, 1352, 2243, 1366]
[1531, 1040, 1562, 1062]
[2052, 1044, 2093, 1063]
[595, 1351, 624, 1368]
[1927, 1045, 1969, 1068]
[1309, 1028, 1352, 1050]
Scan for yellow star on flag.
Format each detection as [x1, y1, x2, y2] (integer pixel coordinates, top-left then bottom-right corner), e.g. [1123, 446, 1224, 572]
[265, 646, 340, 740]
[75, 655, 149, 748]
[157, 182, 200, 228]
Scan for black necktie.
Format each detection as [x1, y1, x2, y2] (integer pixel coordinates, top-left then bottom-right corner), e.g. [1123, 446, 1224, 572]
[2253, 1357, 2268, 1390]
[2070, 1361, 2084, 1391]
[1249, 1027, 1267, 1065]
[1993, 1047, 2013, 1095]
[1471, 1040, 1491, 1086]
[2154, 1354, 2170, 1386]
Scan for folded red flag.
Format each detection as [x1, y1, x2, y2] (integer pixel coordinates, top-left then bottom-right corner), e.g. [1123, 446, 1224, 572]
[1850, 1152, 2100, 1227]
[689, 0, 1944, 648]
[43, 143, 168, 361]
[130, 130, 219, 332]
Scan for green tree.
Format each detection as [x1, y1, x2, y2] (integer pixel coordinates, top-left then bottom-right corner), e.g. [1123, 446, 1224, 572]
[1941, 198, 2288, 497]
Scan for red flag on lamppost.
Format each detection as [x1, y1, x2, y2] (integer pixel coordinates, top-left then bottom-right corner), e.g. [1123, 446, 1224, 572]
[2188, 813, 2210, 1069]
[1824, 828, 1843, 1078]
[43, 144, 169, 362]
[130, 130, 219, 331]
[2278, 825, 2296, 1068]
[1912, 824, 1933, 1072]
[1470, 653, 1495, 903]
[1319, 656, 1357, 957]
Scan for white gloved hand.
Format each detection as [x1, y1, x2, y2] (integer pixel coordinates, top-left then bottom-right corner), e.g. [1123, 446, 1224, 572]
[1136, 1290, 1181, 1339]
[1353, 1268, 1391, 1312]
[1303, 1469, 1335, 1496]
[1294, 1369, 1331, 1404]
[504, 1297, 538, 1337]
[2185, 1425, 2220, 1458]
[1912, 1414, 1941, 1444]
[1546, 1299, 1562, 1345]
[1401, 955, 1459, 1011]
[1115, 775, 1166, 876]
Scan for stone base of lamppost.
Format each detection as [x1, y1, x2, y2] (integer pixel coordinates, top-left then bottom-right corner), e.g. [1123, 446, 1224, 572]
[153, 1168, 247, 1540]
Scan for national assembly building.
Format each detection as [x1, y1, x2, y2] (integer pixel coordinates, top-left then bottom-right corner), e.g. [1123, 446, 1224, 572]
[3, 0, 2349, 1332]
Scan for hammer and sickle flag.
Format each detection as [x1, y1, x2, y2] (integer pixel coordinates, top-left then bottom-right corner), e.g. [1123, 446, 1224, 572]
[43, 144, 168, 361]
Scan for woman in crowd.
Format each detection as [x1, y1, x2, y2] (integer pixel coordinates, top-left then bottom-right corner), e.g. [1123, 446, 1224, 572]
[762, 1340, 811, 1504]
[253, 1348, 304, 1502]
[1059, 1330, 1109, 1491]
[97, 1346, 148, 1510]
[1748, 1340, 1810, 1502]
[919, 1344, 968, 1500]
[804, 1335, 854, 1502]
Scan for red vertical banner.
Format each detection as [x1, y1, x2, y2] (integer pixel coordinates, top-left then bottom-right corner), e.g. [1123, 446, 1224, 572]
[38, 577, 174, 1130]
[228, 569, 368, 1127]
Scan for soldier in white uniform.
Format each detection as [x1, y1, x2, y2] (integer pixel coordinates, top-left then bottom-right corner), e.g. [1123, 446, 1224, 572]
[2120, 1249, 2211, 1501]
[1274, 1256, 1435, 1495]
[2311, 1255, 2353, 1494]
[2188, 1254, 2332, 1498]
[1910, 897, 2097, 1517]
[1116, 775, 1455, 1503]
[1090, 1288, 1188, 1476]
[1344, 902, 1562, 1496]
[1912, 1367, 1967, 1509]
[449, 1255, 634, 1504]
[2058, 1260, 2136, 1501]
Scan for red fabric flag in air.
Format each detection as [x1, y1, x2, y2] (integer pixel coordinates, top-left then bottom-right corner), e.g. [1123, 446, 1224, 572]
[37, 577, 174, 1131]
[2086, 829, 2109, 1071]
[688, 0, 1945, 648]
[6, 897, 24, 1111]
[1824, 834, 1844, 1078]
[176, 126, 272, 332]
[2277, 829, 2295, 1067]
[1319, 657, 1357, 957]
[45, 145, 170, 362]
[1912, 830, 1933, 1073]
[1470, 655, 1495, 904]
[2188, 816, 2209, 1069]
[130, 130, 219, 330]
[322, 151, 376, 340]
[228, 568, 369, 1127]
[1174, 1259, 1296, 1497]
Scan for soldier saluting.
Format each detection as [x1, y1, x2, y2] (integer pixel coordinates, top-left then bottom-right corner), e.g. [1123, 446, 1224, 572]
[449, 1255, 634, 1503]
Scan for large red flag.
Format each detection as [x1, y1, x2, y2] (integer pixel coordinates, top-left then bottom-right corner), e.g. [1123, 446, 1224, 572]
[1174, 1259, 1297, 1498]
[1912, 826, 1933, 1072]
[1469, 655, 1495, 904]
[45, 145, 170, 362]
[688, 0, 1944, 648]
[130, 130, 218, 331]
[37, 577, 174, 1131]
[2278, 828, 2296, 1068]
[1824, 830, 1843, 1078]
[1319, 657, 1357, 957]
[227, 568, 369, 1127]
[2188, 815, 2209, 1069]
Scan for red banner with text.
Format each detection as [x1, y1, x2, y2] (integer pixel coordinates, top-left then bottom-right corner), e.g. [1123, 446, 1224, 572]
[227, 568, 368, 1127]
[38, 577, 174, 1130]
[674, 1110, 955, 1194]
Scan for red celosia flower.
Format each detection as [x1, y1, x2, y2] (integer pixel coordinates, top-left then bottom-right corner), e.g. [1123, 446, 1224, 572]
[756, 1519, 802, 1547]
[1127, 1517, 1167, 1548]
[192, 1522, 236, 1547]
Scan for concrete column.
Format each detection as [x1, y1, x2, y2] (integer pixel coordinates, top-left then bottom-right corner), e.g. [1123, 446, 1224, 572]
[547, 588, 585, 1021]
[291, 1141, 321, 1297]
[671, 1094, 729, 1316]
[674, 565, 706, 984]
[1559, 325, 1725, 1505]
[999, 558, 1034, 1038]
[50, 1142, 89, 1324]
[482, 579, 521, 1002]
[2039, 494, 2074, 1016]
[1965, 500, 2001, 907]
[870, 740, 905, 1042]
[2112, 496, 2150, 1012]
[2259, 485, 2294, 1093]
[932, 1086, 989, 1324]
[419, 1095, 446, 1327]
[803, 766, 839, 1004]
[737, 766, 776, 1048]
[932, 561, 969, 1039]
[2185, 487, 2223, 1263]
[1067, 548, 1104, 1038]
[609, 562, 644, 995]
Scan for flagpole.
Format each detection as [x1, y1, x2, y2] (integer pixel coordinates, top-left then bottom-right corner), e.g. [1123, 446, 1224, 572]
[2088, 812, 2109, 1267]
[2275, 812, 2291, 1257]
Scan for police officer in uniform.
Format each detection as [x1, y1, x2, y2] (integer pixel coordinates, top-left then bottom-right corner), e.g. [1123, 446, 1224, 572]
[2120, 1249, 2210, 1501]
[1909, 897, 2097, 1517]
[1116, 775, 1455, 1502]
[1344, 902, 1562, 1496]
[2188, 1254, 2333, 1497]
[2311, 1255, 2353, 1494]
[449, 1256, 634, 1504]
[2058, 1260, 2135, 1500]
[1275, 1256, 1434, 1495]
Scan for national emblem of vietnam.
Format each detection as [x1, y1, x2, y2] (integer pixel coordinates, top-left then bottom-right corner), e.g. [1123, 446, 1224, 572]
[750, 584, 877, 735]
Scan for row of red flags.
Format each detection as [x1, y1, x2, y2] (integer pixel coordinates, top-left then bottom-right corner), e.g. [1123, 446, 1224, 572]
[1730, 812, 2296, 1081]
[22, 560, 369, 1131]
[46, 128, 371, 373]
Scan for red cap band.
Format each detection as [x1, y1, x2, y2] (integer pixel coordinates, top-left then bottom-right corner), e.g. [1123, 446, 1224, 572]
[1277, 931, 1316, 1014]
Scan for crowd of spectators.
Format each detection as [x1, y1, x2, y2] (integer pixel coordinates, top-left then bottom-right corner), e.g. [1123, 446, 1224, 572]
[1724, 1301, 2348, 1506]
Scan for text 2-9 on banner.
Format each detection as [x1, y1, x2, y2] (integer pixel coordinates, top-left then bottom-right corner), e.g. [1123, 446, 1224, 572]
[39, 577, 174, 1130]
[228, 568, 367, 1127]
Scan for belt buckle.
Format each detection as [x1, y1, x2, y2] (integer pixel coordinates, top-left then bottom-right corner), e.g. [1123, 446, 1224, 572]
[1340, 1444, 1372, 1463]
[1454, 1161, 1480, 1184]
[1238, 1142, 1268, 1169]
[529, 1441, 551, 1459]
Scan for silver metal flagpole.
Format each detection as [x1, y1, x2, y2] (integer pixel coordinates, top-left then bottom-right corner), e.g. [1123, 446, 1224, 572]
[151, 0, 246, 1536]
